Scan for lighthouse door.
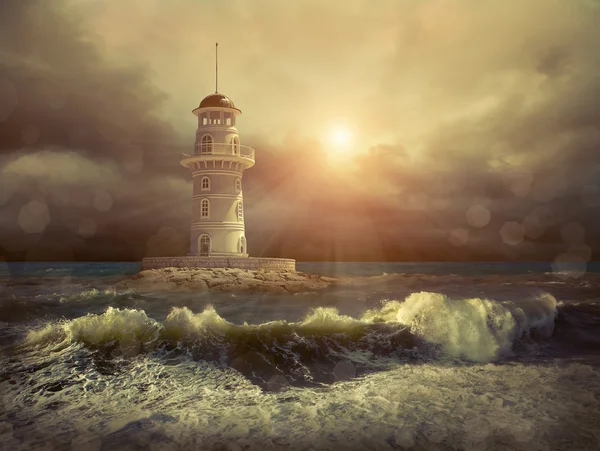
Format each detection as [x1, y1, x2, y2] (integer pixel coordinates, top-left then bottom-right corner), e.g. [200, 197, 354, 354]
[239, 236, 246, 254]
[199, 235, 211, 256]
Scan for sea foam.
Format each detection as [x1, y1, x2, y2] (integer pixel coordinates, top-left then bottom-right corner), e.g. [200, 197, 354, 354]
[24, 306, 162, 349]
[361, 292, 557, 361]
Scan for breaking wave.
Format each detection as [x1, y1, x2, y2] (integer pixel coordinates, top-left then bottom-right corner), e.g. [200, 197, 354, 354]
[20, 291, 559, 386]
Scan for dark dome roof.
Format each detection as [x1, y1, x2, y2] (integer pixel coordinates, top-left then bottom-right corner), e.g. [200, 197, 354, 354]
[199, 93, 237, 109]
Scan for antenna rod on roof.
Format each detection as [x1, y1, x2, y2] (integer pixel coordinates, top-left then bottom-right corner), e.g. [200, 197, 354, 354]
[215, 42, 218, 93]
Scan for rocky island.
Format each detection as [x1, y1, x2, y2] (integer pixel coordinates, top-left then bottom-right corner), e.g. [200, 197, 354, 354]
[115, 267, 339, 293]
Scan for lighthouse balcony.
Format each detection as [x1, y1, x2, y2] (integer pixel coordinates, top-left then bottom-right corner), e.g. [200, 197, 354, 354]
[193, 142, 254, 160]
[180, 143, 255, 169]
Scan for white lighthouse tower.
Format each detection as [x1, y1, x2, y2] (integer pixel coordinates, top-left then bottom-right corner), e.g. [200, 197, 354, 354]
[141, 44, 295, 272]
[180, 45, 254, 257]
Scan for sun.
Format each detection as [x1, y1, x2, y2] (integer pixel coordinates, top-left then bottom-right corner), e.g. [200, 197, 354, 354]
[324, 124, 359, 165]
[329, 126, 352, 148]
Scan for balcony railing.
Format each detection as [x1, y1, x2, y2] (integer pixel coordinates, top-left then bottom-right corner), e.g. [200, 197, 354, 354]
[192, 142, 255, 160]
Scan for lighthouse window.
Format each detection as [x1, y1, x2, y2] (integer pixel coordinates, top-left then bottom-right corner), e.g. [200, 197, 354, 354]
[237, 201, 243, 222]
[201, 199, 210, 217]
[235, 178, 242, 193]
[201, 113, 208, 126]
[224, 113, 232, 126]
[232, 137, 239, 155]
[210, 111, 221, 125]
[201, 176, 210, 191]
[201, 135, 212, 154]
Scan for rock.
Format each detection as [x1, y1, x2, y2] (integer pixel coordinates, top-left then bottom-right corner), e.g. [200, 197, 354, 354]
[206, 277, 233, 288]
[283, 272, 309, 282]
[260, 272, 284, 282]
[284, 280, 328, 293]
[114, 268, 338, 294]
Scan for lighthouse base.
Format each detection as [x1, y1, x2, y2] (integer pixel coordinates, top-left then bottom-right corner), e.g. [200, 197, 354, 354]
[141, 256, 296, 272]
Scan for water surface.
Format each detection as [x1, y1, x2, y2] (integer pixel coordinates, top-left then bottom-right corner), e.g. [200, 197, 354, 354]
[1, 262, 599, 450]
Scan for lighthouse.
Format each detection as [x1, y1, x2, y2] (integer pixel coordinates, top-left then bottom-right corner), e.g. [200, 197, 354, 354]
[180, 92, 254, 257]
[178, 43, 254, 258]
[141, 44, 294, 271]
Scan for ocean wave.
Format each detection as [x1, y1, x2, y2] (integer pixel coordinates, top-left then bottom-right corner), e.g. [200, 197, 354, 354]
[57, 287, 128, 303]
[21, 292, 560, 369]
[23, 307, 162, 351]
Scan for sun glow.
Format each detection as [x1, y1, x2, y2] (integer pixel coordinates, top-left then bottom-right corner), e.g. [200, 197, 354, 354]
[324, 124, 362, 166]
[329, 126, 352, 148]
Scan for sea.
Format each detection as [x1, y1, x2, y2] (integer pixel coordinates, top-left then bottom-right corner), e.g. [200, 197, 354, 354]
[1, 261, 599, 451]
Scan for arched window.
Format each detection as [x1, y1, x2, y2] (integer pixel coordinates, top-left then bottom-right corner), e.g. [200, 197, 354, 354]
[239, 236, 246, 254]
[201, 176, 210, 191]
[201, 135, 212, 155]
[237, 201, 243, 222]
[235, 178, 242, 193]
[232, 136, 239, 155]
[199, 235, 211, 256]
[201, 199, 210, 218]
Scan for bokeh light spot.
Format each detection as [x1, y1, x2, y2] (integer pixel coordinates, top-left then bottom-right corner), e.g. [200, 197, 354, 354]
[266, 374, 289, 392]
[523, 206, 555, 240]
[552, 254, 587, 279]
[522, 207, 551, 239]
[462, 416, 491, 445]
[333, 360, 356, 381]
[466, 205, 491, 228]
[500, 222, 524, 246]
[503, 168, 533, 197]
[567, 244, 592, 262]
[78, 219, 97, 238]
[18, 201, 51, 234]
[93, 192, 113, 212]
[394, 428, 416, 448]
[511, 420, 536, 443]
[449, 228, 469, 246]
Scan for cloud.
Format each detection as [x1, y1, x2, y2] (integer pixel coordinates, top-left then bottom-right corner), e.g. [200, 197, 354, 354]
[5, 150, 122, 186]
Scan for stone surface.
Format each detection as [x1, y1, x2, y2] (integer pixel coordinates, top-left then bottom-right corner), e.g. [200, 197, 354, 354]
[141, 256, 296, 271]
[115, 267, 337, 293]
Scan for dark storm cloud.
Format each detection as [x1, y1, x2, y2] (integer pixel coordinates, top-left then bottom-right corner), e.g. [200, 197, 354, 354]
[0, 1, 183, 166]
[0, 0, 190, 261]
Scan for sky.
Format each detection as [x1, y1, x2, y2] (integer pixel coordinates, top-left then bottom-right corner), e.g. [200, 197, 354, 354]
[0, 0, 599, 263]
